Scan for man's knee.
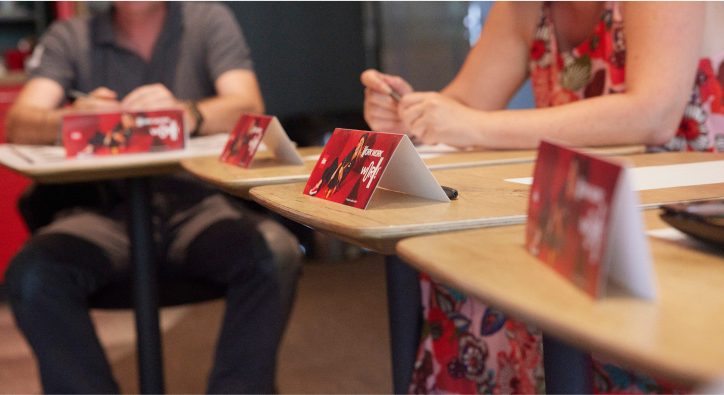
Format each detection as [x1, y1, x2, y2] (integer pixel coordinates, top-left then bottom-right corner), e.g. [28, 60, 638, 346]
[6, 247, 63, 308]
[5, 234, 111, 307]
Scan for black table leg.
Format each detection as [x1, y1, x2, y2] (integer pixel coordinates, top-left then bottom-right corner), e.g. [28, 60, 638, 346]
[127, 177, 165, 394]
[384, 255, 422, 394]
[543, 334, 592, 394]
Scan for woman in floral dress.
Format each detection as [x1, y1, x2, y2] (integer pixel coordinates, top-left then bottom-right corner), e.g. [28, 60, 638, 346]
[362, 2, 724, 393]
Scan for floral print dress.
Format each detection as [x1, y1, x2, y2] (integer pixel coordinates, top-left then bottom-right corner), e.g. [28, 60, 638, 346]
[409, 2, 720, 394]
[530, 1, 724, 152]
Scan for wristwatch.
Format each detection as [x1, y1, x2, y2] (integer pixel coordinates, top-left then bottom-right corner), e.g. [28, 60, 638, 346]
[187, 101, 204, 137]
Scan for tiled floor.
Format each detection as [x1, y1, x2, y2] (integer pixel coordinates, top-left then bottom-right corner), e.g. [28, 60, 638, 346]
[0, 253, 393, 394]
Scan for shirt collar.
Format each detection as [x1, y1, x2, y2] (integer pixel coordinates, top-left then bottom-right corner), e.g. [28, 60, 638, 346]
[91, 2, 183, 48]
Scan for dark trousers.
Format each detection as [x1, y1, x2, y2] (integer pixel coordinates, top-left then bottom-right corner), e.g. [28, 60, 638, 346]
[5, 192, 300, 394]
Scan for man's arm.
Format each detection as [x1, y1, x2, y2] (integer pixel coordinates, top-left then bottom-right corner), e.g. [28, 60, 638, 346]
[194, 2, 265, 135]
[6, 78, 122, 145]
[120, 69, 264, 136]
[5, 78, 66, 145]
[197, 69, 264, 135]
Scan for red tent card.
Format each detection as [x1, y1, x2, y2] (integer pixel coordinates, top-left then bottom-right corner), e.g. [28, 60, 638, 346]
[525, 141, 656, 300]
[303, 129, 448, 210]
[219, 114, 304, 168]
[63, 110, 185, 158]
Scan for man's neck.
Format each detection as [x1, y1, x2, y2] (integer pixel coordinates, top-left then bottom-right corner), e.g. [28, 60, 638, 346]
[113, 2, 167, 62]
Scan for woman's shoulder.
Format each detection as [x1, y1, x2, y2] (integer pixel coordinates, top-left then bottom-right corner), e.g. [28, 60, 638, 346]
[488, 1, 544, 45]
[702, 2, 724, 58]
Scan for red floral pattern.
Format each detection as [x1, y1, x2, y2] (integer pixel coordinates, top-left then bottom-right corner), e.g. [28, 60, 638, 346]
[529, 1, 724, 153]
[410, 274, 545, 394]
[412, 2, 722, 394]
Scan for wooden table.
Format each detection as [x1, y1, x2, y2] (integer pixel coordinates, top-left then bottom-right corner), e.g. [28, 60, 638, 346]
[181, 144, 631, 393]
[251, 151, 724, 255]
[182, 145, 644, 199]
[0, 135, 229, 394]
[0, 134, 229, 183]
[249, 150, 724, 393]
[396, 209, 724, 390]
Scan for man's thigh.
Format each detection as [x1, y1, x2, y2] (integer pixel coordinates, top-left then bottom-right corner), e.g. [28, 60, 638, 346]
[37, 209, 130, 272]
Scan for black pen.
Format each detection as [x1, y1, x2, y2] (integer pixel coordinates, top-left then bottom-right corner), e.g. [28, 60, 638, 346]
[442, 186, 458, 200]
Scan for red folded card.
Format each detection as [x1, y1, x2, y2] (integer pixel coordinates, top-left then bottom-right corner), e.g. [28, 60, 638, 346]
[62, 110, 185, 158]
[304, 129, 448, 209]
[525, 141, 656, 299]
[219, 114, 304, 168]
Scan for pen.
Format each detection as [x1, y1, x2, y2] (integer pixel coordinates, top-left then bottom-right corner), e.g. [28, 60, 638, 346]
[67, 89, 89, 100]
[442, 186, 458, 200]
[8, 144, 34, 164]
[386, 86, 422, 145]
[387, 87, 402, 102]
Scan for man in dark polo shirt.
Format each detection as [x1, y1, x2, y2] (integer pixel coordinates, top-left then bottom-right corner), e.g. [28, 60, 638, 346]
[4, 2, 301, 393]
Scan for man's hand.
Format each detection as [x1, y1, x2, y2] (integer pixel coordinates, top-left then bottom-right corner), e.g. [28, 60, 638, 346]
[361, 69, 414, 135]
[121, 83, 182, 110]
[72, 87, 122, 112]
[121, 83, 197, 133]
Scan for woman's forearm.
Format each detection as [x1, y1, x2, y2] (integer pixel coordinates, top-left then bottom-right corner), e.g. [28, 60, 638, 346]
[470, 92, 685, 150]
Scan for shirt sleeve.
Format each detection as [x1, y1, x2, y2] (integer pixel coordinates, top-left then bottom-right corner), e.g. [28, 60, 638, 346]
[25, 20, 83, 93]
[198, 3, 254, 82]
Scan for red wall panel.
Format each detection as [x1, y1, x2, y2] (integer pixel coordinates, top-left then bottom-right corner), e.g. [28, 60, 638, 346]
[0, 85, 31, 281]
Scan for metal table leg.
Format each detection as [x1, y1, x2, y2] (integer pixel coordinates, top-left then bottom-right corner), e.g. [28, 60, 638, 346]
[127, 177, 165, 394]
[543, 334, 592, 394]
[384, 255, 421, 394]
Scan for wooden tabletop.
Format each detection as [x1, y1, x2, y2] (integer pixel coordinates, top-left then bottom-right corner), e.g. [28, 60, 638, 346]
[181, 147, 323, 199]
[0, 134, 229, 183]
[251, 152, 724, 254]
[182, 145, 645, 199]
[396, 209, 724, 388]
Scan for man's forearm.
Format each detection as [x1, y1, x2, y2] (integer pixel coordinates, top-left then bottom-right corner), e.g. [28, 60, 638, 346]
[5, 104, 65, 145]
[194, 95, 264, 136]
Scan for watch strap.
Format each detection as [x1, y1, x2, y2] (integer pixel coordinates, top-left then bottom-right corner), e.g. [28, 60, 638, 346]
[187, 101, 204, 137]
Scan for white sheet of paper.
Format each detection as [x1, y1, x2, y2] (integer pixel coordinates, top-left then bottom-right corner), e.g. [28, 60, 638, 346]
[414, 143, 462, 159]
[647, 227, 724, 254]
[374, 136, 450, 203]
[505, 160, 724, 191]
[646, 227, 689, 241]
[0, 133, 230, 171]
[601, 169, 657, 300]
[305, 144, 463, 163]
[692, 379, 724, 395]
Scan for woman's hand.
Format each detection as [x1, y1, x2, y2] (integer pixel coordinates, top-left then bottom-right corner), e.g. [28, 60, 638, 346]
[398, 92, 484, 147]
[361, 69, 414, 134]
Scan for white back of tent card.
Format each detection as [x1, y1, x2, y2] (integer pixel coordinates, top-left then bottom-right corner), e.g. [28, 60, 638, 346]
[601, 169, 657, 300]
[376, 135, 450, 202]
[254, 116, 304, 167]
